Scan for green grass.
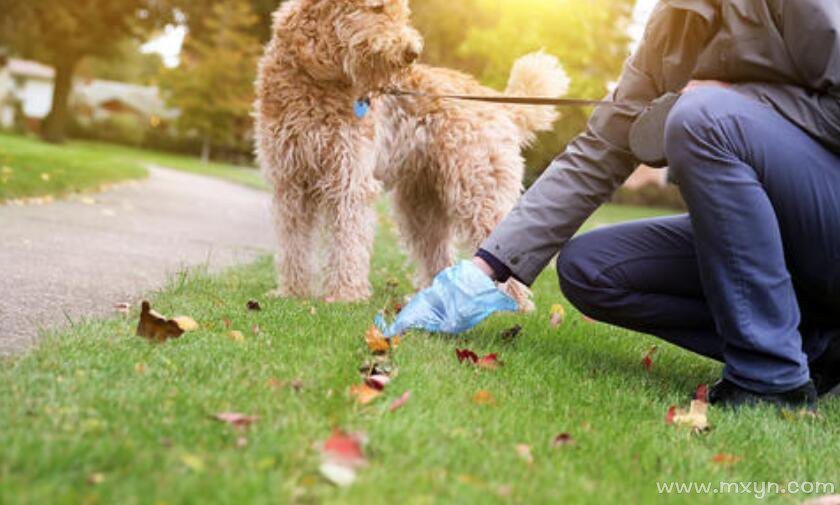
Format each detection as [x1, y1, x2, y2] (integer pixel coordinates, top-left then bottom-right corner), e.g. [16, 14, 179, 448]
[2, 205, 838, 505]
[0, 133, 265, 202]
[0, 133, 148, 202]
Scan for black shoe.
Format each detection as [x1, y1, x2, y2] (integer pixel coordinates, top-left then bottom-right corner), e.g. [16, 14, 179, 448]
[707, 378, 818, 411]
[811, 337, 840, 397]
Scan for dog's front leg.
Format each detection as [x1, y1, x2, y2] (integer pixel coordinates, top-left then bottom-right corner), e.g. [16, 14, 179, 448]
[322, 152, 381, 304]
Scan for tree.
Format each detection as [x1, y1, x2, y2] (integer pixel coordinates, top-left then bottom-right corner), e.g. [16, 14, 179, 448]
[160, 0, 261, 163]
[0, 0, 173, 143]
[174, 0, 279, 43]
[80, 39, 165, 86]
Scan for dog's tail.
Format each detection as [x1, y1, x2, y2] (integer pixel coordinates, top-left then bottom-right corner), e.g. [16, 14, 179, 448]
[505, 51, 570, 146]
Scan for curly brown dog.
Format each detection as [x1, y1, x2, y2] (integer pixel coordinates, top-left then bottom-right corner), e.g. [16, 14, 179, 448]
[255, 0, 569, 305]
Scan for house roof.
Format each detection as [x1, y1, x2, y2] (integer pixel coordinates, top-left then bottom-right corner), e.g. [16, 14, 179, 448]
[74, 79, 178, 120]
[7, 59, 54, 80]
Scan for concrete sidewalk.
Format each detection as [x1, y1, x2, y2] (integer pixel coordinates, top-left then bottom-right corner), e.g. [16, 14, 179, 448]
[0, 166, 274, 355]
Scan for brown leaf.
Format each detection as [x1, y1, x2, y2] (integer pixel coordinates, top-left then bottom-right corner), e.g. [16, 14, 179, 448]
[515, 444, 534, 465]
[471, 390, 495, 406]
[228, 331, 245, 343]
[365, 324, 396, 353]
[389, 391, 411, 412]
[550, 304, 565, 327]
[318, 429, 368, 487]
[350, 384, 382, 405]
[641, 345, 658, 372]
[113, 302, 131, 315]
[246, 300, 262, 311]
[711, 453, 742, 466]
[136, 301, 192, 342]
[214, 412, 259, 428]
[667, 400, 710, 433]
[499, 325, 523, 342]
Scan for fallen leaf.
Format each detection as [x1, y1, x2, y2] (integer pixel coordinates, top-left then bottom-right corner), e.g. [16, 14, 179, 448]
[477, 354, 501, 370]
[350, 384, 382, 405]
[251, 324, 261, 335]
[550, 304, 566, 327]
[711, 453, 742, 465]
[134, 362, 147, 375]
[228, 331, 245, 343]
[247, 300, 262, 311]
[309, 306, 317, 316]
[389, 391, 411, 412]
[180, 454, 205, 473]
[223, 318, 232, 329]
[802, 496, 840, 505]
[515, 444, 534, 465]
[471, 390, 495, 406]
[641, 345, 658, 372]
[87, 472, 106, 485]
[456, 348, 479, 364]
[266, 378, 287, 389]
[365, 324, 394, 353]
[581, 315, 596, 324]
[499, 325, 523, 342]
[291, 378, 305, 391]
[695, 383, 709, 402]
[552, 433, 576, 447]
[365, 374, 390, 391]
[40, 172, 50, 181]
[172, 316, 199, 332]
[318, 429, 368, 487]
[113, 302, 131, 315]
[667, 400, 710, 433]
[236, 436, 248, 448]
[136, 301, 196, 342]
[214, 412, 259, 428]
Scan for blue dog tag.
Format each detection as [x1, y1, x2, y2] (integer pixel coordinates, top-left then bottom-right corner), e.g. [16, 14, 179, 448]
[354, 97, 371, 118]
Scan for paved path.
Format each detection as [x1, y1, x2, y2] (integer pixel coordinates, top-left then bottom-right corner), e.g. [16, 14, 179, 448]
[0, 166, 274, 355]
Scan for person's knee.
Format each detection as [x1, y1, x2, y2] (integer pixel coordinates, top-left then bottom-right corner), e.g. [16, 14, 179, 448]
[664, 88, 749, 181]
[557, 234, 607, 316]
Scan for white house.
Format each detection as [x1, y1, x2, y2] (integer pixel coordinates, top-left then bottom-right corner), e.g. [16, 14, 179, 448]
[0, 58, 176, 130]
[0, 59, 55, 128]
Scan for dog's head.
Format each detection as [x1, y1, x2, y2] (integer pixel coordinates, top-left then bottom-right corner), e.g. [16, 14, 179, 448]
[278, 0, 424, 89]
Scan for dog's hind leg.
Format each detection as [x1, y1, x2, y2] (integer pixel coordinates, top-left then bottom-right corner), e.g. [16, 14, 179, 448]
[391, 185, 455, 288]
[268, 186, 318, 299]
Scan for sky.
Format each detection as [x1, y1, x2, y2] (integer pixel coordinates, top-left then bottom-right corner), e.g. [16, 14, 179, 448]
[142, 0, 660, 68]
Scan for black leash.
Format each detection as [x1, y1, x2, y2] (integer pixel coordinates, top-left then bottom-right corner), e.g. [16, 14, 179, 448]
[382, 88, 617, 107]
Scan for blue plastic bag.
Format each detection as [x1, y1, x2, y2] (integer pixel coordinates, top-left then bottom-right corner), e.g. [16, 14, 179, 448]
[376, 260, 518, 337]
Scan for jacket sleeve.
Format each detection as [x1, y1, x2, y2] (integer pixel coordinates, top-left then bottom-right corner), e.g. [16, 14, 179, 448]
[479, 6, 675, 286]
[732, 1, 840, 154]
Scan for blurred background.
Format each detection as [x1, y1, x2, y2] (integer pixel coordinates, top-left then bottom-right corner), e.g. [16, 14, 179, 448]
[0, 0, 680, 207]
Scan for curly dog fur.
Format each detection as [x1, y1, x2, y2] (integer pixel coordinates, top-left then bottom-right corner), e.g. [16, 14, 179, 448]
[255, 0, 569, 305]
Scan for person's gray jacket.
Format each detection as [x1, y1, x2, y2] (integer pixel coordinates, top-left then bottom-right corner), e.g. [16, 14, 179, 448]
[481, 0, 840, 285]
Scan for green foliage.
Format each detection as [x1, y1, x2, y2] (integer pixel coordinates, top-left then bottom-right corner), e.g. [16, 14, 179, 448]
[412, 0, 636, 180]
[160, 0, 261, 157]
[174, 0, 280, 43]
[80, 39, 166, 86]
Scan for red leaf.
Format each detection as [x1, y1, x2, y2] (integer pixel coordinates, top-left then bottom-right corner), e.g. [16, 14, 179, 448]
[711, 453, 742, 465]
[477, 354, 500, 369]
[696, 383, 709, 402]
[552, 433, 576, 447]
[389, 391, 411, 412]
[365, 375, 390, 391]
[665, 405, 677, 425]
[322, 429, 366, 466]
[456, 348, 479, 364]
[641, 345, 658, 372]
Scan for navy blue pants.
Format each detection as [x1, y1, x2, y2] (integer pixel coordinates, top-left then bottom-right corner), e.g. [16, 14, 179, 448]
[558, 88, 840, 394]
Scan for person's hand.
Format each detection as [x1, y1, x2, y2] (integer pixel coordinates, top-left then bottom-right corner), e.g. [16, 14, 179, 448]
[682, 80, 731, 93]
[376, 260, 518, 337]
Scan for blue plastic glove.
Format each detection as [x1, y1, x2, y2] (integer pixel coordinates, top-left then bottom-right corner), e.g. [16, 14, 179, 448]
[376, 260, 518, 337]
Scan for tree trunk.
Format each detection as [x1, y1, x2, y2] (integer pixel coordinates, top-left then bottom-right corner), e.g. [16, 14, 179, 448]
[201, 135, 211, 165]
[42, 57, 79, 144]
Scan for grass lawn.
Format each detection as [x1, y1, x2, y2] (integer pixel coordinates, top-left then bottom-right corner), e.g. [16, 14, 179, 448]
[0, 133, 265, 203]
[2, 202, 838, 504]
